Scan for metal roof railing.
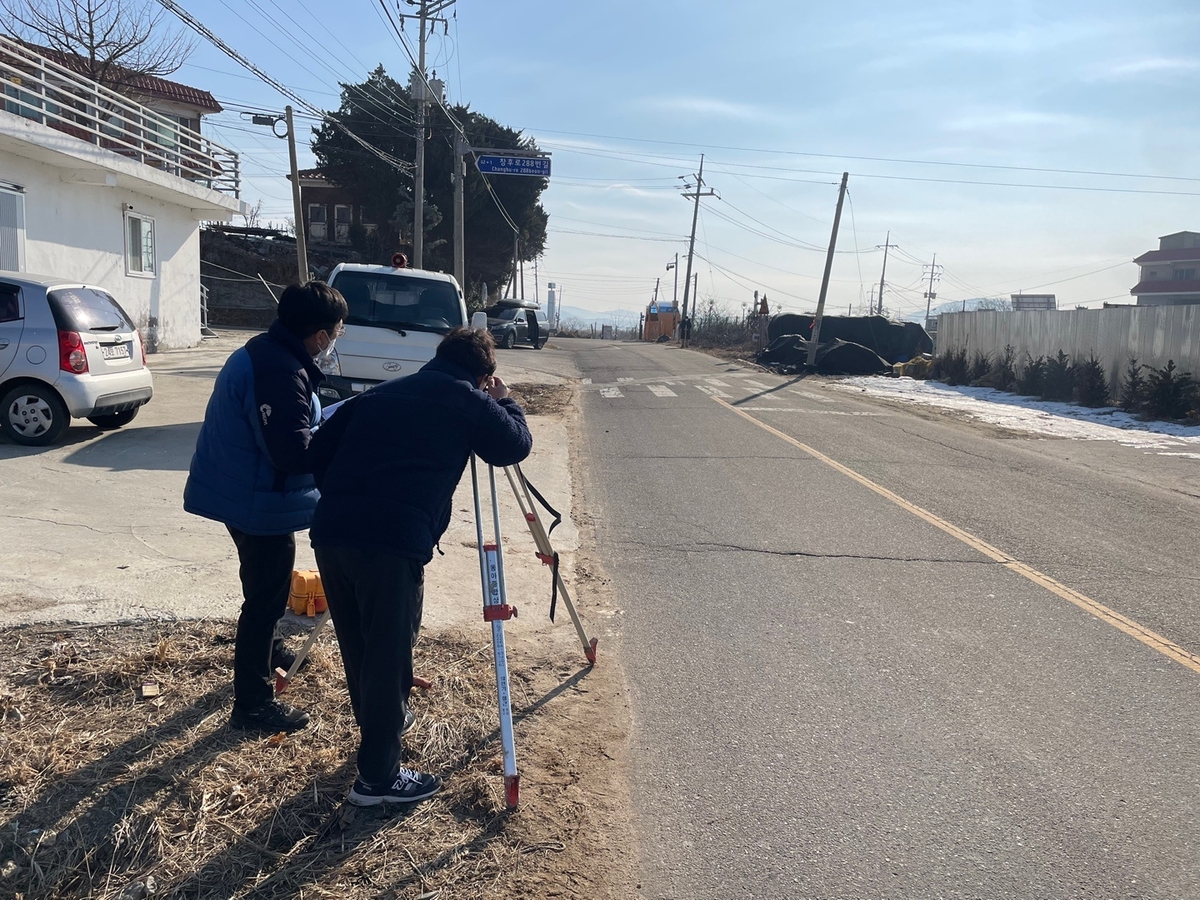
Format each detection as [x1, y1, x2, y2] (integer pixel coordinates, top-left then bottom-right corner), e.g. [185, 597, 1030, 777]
[0, 34, 240, 197]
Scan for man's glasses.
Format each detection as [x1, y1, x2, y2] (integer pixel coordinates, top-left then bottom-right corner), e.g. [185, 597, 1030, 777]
[328, 324, 346, 338]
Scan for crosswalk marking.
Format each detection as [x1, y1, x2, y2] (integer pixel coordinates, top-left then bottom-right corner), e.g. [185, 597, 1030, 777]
[789, 389, 836, 404]
[696, 385, 731, 399]
[600, 387, 624, 398]
[705, 379, 731, 387]
[647, 384, 677, 397]
[742, 380, 770, 390]
[617, 377, 635, 383]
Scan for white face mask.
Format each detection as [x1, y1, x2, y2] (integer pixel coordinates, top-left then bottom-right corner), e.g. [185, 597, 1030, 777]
[313, 332, 337, 364]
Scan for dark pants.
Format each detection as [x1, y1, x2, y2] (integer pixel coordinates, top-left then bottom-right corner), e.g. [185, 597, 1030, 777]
[226, 526, 295, 709]
[316, 544, 424, 786]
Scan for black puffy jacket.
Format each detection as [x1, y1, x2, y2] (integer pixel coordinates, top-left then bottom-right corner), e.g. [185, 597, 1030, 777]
[307, 356, 532, 561]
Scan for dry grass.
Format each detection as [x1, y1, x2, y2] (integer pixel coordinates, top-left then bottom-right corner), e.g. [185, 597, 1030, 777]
[0, 621, 620, 899]
[507, 384, 574, 418]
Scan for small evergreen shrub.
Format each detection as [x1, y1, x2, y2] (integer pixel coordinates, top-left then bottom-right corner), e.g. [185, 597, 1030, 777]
[969, 351, 991, 383]
[1119, 358, 1146, 412]
[993, 345, 1017, 392]
[937, 346, 970, 385]
[1042, 351, 1074, 402]
[1146, 360, 1197, 420]
[1074, 354, 1110, 408]
[1017, 354, 1046, 396]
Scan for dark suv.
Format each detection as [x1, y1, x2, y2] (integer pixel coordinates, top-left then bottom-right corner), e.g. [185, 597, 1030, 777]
[486, 303, 549, 350]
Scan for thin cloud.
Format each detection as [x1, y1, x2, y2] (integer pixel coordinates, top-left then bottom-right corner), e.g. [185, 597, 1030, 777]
[1096, 58, 1200, 80]
[633, 95, 792, 125]
[942, 109, 1094, 134]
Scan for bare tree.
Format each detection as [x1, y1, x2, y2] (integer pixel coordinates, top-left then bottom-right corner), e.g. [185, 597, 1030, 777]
[974, 297, 1013, 311]
[1, 0, 194, 88]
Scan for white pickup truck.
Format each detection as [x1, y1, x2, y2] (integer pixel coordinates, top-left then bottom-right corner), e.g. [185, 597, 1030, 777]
[316, 262, 469, 405]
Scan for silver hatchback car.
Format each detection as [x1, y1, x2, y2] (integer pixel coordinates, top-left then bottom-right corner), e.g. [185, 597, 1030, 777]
[0, 272, 153, 446]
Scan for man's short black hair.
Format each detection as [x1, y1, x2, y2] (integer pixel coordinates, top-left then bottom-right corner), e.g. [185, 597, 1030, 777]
[277, 281, 349, 338]
[436, 327, 497, 381]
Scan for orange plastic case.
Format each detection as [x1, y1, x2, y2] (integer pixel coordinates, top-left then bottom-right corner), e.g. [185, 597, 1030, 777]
[288, 570, 327, 617]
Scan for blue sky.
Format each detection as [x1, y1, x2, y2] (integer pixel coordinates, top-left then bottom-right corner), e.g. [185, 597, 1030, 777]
[175, 0, 1200, 318]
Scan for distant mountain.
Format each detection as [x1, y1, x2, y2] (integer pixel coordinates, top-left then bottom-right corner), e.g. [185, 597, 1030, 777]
[900, 298, 1010, 323]
[554, 304, 644, 325]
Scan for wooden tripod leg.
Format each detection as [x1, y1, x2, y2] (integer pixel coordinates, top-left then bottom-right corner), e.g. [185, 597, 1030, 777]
[274, 609, 331, 694]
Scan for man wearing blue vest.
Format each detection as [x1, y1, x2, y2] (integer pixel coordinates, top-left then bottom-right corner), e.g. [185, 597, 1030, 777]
[184, 281, 348, 734]
[308, 327, 532, 806]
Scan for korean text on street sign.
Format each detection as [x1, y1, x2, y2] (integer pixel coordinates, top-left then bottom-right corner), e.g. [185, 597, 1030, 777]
[476, 155, 551, 177]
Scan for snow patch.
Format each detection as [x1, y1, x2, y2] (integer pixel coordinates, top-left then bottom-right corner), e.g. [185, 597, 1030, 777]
[830, 376, 1200, 453]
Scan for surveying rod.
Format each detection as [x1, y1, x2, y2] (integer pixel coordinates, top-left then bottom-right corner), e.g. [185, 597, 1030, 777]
[470, 454, 520, 808]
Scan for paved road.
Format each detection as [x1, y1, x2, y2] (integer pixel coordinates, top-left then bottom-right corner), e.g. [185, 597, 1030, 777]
[567, 338, 1200, 900]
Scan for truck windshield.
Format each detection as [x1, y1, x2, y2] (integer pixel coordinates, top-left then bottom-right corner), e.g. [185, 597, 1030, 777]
[333, 272, 462, 334]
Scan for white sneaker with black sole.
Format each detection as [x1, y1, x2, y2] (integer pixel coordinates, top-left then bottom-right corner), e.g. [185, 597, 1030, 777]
[348, 767, 442, 806]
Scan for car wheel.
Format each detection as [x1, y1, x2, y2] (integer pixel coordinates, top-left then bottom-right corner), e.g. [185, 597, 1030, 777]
[87, 407, 140, 430]
[1, 383, 70, 446]
[501, 330, 516, 349]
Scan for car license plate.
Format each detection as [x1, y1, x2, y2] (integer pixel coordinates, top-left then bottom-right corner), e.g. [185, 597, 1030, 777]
[101, 343, 130, 361]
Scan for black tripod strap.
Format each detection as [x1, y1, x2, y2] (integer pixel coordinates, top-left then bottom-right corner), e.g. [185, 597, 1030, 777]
[522, 472, 563, 535]
[549, 551, 560, 622]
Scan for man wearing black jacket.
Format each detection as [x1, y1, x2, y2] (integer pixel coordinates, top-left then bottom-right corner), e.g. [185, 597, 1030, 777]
[308, 327, 532, 806]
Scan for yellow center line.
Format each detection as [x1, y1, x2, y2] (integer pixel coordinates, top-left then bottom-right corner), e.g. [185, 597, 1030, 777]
[714, 396, 1200, 676]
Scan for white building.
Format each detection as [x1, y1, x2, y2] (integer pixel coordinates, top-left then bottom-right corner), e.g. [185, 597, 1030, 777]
[0, 36, 245, 349]
[1130, 231, 1200, 307]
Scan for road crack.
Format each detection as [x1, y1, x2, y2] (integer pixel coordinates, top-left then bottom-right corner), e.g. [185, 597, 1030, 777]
[613, 539, 990, 565]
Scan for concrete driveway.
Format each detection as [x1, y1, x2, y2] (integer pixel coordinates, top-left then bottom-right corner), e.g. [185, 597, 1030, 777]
[0, 330, 583, 652]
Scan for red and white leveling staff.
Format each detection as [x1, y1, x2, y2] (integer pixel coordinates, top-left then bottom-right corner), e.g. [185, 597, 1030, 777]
[470, 454, 520, 809]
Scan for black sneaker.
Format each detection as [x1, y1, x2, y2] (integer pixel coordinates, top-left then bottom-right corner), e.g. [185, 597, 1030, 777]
[401, 707, 416, 736]
[271, 643, 310, 673]
[348, 768, 442, 806]
[230, 699, 310, 733]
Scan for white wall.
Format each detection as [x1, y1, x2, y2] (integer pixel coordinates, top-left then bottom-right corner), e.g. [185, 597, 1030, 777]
[2, 152, 202, 349]
[937, 306, 1200, 390]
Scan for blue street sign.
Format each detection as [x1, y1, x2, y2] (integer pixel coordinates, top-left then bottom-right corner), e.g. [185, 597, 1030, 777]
[476, 154, 551, 177]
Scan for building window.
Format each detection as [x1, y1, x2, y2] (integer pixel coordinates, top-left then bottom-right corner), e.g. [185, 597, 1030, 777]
[334, 204, 352, 243]
[125, 211, 156, 277]
[0, 187, 25, 272]
[1173, 268, 1196, 281]
[308, 203, 327, 241]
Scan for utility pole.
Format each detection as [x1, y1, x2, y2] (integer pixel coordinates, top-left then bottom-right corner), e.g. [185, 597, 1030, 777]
[402, 0, 456, 269]
[680, 154, 716, 347]
[875, 231, 898, 316]
[669, 252, 679, 308]
[922, 253, 942, 331]
[652, 277, 660, 305]
[453, 134, 467, 288]
[283, 107, 307, 281]
[253, 108, 308, 281]
[512, 234, 519, 298]
[806, 172, 849, 369]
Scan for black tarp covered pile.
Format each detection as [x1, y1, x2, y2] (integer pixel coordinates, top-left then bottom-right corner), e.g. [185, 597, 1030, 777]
[758, 335, 892, 375]
[756, 313, 933, 375]
[765, 314, 933, 364]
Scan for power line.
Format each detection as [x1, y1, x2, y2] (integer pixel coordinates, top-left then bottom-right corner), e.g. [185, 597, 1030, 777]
[154, 0, 413, 175]
[525, 127, 1200, 186]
